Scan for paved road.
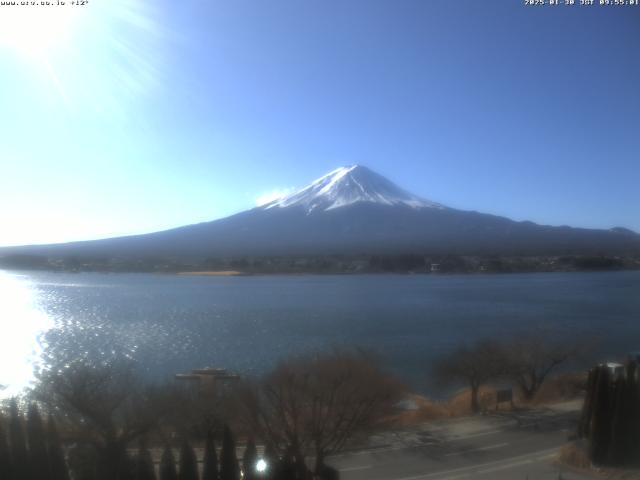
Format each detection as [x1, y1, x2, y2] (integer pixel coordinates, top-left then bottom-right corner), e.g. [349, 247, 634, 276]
[327, 401, 594, 480]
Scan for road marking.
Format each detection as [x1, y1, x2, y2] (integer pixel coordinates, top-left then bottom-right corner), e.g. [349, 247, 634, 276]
[332, 427, 510, 458]
[339, 464, 373, 472]
[331, 442, 439, 458]
[537, 453, 556, 461]
[335, 418, 566, 460]
[477, 458, 533, 473]
[445, 429, 504, 441]
[443, 442, 509, 457]
[390, 447, 559, 480]
[437, 474, 471, 480]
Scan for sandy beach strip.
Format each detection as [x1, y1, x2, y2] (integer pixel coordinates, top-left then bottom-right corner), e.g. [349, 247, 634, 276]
[176, 270, 246, 276]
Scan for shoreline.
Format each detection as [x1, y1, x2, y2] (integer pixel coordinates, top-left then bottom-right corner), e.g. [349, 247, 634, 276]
[176, 270, 247, 276]
[2, 267, 640, 277]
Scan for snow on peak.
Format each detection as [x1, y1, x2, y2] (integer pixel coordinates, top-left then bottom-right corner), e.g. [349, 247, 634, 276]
[261, 165, 445, 213]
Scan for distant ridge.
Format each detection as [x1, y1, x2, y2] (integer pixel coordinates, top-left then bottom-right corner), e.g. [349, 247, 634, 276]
[1, 166, 639, 262]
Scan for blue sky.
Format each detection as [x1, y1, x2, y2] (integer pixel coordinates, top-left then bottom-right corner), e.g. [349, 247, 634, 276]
[0, 0, 638, 246]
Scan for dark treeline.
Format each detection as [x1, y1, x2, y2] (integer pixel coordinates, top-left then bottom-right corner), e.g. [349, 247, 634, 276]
[1, 252, 638, 274]
[0, 399, 68, 480]
[578, 359, 640, 467]
[0, 403, 332, 480]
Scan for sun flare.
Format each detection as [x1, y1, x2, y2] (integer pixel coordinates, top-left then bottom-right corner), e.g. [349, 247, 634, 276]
[0, 4, 83, 58]
[0, 0, 164, 115]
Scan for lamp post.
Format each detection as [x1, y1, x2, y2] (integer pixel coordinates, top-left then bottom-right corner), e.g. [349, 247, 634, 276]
[255, 458, 268, 477]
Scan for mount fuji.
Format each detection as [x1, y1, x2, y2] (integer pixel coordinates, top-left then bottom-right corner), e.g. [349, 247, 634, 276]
[2, 165, 639, 262]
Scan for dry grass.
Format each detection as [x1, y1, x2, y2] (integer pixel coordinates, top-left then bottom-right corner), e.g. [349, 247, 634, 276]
[391, 373, 587, 427]
[390, 386, 516, 426]
[557, 442, 640, 480]
[448, 386, 510, 414]
[530, 372, 587, 406]
[558, 442, 591, 470]
[388, 395, 451, 426]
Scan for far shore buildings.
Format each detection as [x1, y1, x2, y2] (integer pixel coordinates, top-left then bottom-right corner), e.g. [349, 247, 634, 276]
[175, 367, 240, 396]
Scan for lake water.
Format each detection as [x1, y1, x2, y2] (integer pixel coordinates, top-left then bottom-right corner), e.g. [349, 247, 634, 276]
[1, 270, 639, 397]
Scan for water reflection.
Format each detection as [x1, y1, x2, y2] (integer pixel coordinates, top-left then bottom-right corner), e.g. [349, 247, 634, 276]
[0, 270, 54, 397]
[1, 270, 638, 397]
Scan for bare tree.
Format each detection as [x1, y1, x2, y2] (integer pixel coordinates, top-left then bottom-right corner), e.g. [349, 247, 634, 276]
[34, 362, 175, 480]
[504, 333, 582, 401]
[434, 340, 505, 413]
[238, 350, 404, 475]
[156, 383, 230, 442]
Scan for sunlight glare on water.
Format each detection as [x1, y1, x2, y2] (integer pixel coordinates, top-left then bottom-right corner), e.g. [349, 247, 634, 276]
[0, 271, 54, 398]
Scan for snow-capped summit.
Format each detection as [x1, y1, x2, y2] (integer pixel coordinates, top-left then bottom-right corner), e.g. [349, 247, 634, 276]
[4, 165, 638, 261]
[262, 165, 445, 213]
